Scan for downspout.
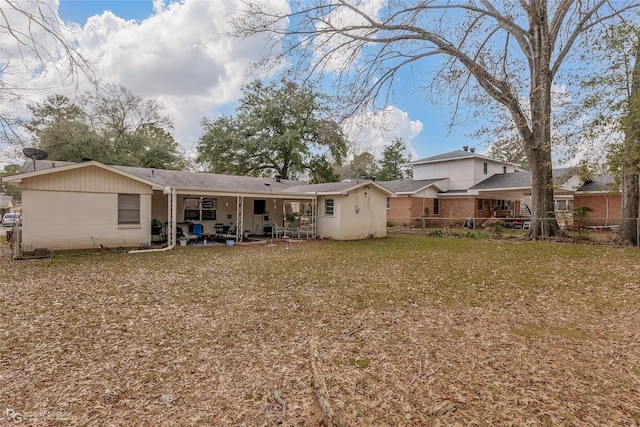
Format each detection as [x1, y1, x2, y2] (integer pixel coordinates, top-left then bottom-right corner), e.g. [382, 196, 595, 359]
[129, 187, 176, 254]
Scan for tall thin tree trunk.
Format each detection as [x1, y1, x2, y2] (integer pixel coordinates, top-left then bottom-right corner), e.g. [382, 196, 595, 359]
[616, 38, 640, 245]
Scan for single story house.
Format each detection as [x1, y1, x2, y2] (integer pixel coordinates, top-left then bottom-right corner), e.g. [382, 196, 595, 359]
[0, 195, 18, 217]
[2, 160, 392, 252]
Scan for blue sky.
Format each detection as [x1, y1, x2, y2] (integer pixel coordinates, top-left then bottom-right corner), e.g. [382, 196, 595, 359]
[59, 1, 155, 22]
[51, 0, 480, 161]
[5, 0, 636, 168]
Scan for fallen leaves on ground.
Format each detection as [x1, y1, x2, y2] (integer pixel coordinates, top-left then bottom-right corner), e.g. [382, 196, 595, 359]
[0, 235, 639, 426]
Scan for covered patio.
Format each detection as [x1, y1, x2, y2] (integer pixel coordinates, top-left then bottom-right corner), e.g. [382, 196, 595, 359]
[152, 190, 318, 247]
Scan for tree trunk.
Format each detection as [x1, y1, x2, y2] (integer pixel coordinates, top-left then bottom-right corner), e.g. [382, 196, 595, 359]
[616, 39, 640, 245]
[618, 170, 639, 244]
[523, 1, 561, 239]
[525, 136, 560, 239]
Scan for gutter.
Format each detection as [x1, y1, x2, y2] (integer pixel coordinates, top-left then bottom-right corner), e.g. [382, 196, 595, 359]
[128, 244, 174, 254]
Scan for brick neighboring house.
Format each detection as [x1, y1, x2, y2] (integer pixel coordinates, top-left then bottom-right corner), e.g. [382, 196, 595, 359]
[380, 147, 586, 228]
[573, 174, 623, 227]
[378, 179, 445, 227]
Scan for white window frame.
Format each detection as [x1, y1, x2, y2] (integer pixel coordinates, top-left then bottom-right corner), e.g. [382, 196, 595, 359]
[118, 194, 140, 225]
[324, 198, 335, 217]
[183, 197, 217, 221]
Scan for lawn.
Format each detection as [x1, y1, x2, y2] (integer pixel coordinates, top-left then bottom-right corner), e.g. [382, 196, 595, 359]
[1, 235, 639, 426]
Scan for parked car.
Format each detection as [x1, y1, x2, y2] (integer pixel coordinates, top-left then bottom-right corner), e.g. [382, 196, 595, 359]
[2, 213, 21, 227]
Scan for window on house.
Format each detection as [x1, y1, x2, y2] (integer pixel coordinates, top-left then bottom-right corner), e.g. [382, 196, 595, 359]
[483, 162, 488, 174]
[503, 166, 507, 173]
[201, 198, 217, 220]
[118, 194, 140, 225]
[324, 198, 335, 216]
[477, 199, 483, 210]
[386, 198, 390, 210]
[556, 200, 567, 211]
[497, 200, 510, 210]
[183, 197, 217, 221]
[433, 198, 439, 215]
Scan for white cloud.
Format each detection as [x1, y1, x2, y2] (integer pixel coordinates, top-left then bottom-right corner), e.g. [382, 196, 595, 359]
[342, 106, 423, 158]
[4, 0, 290, 154]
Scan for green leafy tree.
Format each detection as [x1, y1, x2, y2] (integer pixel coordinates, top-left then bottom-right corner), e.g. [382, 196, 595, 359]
[336, 151, 378, 179]
[575, 22, 640, 245]
[24, 95, 106, 162]
[197, 80, 348, 181]
[22, 87, 185, 169]
[80, 84, 185, 169]
[617, 35, 640, 245]
[235, 1, 639, 239]
[0, 164, 21, 199]
[377, 138, 412, 181]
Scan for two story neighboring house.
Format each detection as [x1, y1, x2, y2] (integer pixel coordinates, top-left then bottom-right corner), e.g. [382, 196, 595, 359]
[380, 147, 588, 228]
[381, 147, 524, 227]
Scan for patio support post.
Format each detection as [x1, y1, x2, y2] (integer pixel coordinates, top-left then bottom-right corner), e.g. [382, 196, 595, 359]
[236, 196, 244, 242]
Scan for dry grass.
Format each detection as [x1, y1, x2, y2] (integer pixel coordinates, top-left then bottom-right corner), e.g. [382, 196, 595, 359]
[1, 235, 639, 426]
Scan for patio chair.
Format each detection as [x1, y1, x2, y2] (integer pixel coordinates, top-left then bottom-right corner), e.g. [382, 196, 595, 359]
[271, 223, 288, 238]
[190, 223, 204, 240]
[298, 223, 315, 239]
[176, 226, 197, 241]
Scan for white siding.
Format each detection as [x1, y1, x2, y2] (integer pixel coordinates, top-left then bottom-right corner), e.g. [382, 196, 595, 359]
[21, 190, 151, 251]
[317, 186, 388, 240]
[413, 158, 516, 190]
[21, 165, 153, 195]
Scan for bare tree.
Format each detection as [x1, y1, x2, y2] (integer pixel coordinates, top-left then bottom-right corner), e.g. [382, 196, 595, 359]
[0, 0, 93, 148]
[234, 0, 639, 239]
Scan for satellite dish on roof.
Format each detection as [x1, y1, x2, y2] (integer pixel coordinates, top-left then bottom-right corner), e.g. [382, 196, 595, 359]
[23, 147, 48, 160]
[23, 147, 48, 171]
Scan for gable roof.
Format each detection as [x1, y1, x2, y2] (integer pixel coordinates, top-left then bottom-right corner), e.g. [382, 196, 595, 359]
[5, 160, 389, 198]
[576, 174, 618, 193]
[4, 160, 165, 190]
[378, 178, 445, 194]
[114, 165, 301, 194]
[284, 179, 393, 196]
[0, 195, 15, 209]
[411, 149, 519, 167]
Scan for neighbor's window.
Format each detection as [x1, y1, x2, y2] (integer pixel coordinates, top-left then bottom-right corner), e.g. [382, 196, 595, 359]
[555, 200, 567, 211]
[386, 197, 390, 210]
[183, 197, 217, 221]
[324, 198, 335, 216]
[118, 194, 140, 225]
[483, 162, 488, 174]
[477, 199, 483, 210]
[433, 199, 440, 215]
